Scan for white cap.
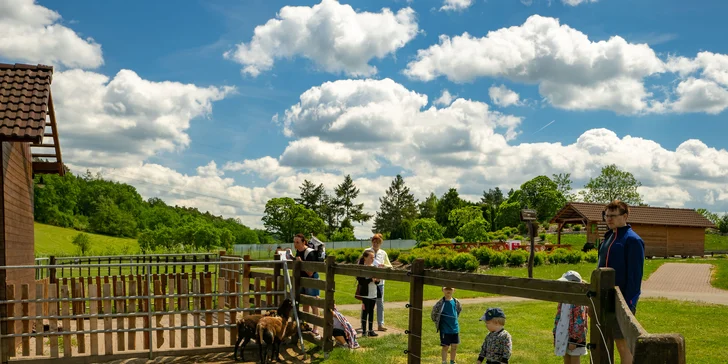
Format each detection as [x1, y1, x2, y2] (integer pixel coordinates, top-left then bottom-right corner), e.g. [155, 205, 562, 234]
[557, 270, 584, 283]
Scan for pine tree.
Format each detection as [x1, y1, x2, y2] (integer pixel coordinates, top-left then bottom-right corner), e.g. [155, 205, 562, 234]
[373, 175, 419, 234]
[334, 175, 372, 226]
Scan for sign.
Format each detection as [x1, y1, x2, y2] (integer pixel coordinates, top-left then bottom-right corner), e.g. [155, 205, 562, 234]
[520, 209, 537, 222]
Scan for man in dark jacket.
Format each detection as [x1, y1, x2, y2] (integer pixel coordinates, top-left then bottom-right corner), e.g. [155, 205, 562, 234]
[597, 200, 644, 364]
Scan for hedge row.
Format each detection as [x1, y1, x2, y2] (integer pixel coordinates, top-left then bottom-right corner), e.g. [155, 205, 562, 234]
[327, 248, 402, 264]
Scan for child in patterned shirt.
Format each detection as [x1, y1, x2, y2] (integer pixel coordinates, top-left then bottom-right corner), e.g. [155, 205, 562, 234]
[477, 307, 512, 364]
[553, 271, 588, 363]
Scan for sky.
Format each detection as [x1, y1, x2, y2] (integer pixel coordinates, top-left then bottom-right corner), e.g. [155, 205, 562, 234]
[2, 0, 727, 238]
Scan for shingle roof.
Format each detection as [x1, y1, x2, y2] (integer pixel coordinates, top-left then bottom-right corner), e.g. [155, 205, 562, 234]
[0, 63, 53, 144]
[550, 202, 716, 228]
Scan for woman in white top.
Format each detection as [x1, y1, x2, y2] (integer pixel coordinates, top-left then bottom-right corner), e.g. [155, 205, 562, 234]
[365, 233, 392, 331]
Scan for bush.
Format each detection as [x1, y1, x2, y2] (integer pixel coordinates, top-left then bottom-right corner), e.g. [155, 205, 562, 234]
[507, 250, 528, 267]
[489, 252, 508, 267]
[548, 248, 569, 264]
[584, 250, 598, 263]
[539, 233, 547, 241]
[513, 235, 524, 241]
[449, 253, 479, 272]
[388, 249, 401, 262]
[573, 225, 582, 232]
[455, 236, 464, 243]
[415, 241, 433, 248]
[534, 252, 546, 266]
[565, 250, 584, 264]
[471, 247, 493, 265]
[71, 233, 91, 255]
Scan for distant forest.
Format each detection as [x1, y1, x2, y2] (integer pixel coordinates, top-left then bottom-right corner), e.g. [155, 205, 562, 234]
[34, 170, 273, 252]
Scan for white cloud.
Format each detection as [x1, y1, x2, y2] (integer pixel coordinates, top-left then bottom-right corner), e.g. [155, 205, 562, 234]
[53, 69, 234, 168]
[404, 15, 666, 114]
[0, 0, 103, 69]
[223, 156, 294, 179]
[223, 0, 418, 77]
[434, 89, 454, 106]
[489, 85, 521, 107]
[440, 0, 473, 11]
[279, 137, 380, 173]
[662, 52, 728, 114]
[562, 0, 597, 6]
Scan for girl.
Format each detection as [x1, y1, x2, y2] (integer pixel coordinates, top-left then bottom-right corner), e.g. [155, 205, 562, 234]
[553, 270, 588, 364]
[355, 250, 380, 337]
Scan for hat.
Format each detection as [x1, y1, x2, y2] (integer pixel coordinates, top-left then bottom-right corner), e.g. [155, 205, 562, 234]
[479, 307, 506, 321]
[557, 270, 584, 283]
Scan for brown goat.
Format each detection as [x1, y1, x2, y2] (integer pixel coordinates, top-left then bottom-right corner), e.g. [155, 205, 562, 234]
[257, 299, 294, 363]
[233, 310, 277, 361]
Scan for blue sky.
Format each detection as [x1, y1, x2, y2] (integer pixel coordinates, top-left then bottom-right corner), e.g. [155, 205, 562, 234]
[2, 0, 728, 236]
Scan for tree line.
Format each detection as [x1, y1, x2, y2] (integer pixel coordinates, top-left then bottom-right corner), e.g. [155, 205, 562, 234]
[261, 164, 665, 243]
[34, 170, 272, 252]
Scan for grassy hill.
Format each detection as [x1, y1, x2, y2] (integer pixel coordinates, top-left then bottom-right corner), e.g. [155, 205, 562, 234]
[34, 222, 139, 257]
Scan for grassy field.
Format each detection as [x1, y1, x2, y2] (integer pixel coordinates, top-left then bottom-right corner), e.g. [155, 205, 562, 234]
[331, 298, 728, 364]
[705, 233, 728, 251]
[35, 222, 139, 257]
[544, 232, 586, 245]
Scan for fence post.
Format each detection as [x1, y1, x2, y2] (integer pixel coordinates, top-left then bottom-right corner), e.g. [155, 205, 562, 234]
[49, 256, 56, 284]
[633, 334, 686, 364]
[293, 260, 302, 308]
[322, 255, 336, 356]
[407, 258, 425, 364]
[589, 268, 616, 364]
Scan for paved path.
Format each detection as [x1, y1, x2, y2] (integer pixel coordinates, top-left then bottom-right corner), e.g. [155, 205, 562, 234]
[641, 263, 728, 305]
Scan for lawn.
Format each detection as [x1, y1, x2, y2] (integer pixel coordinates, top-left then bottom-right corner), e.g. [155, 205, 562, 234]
[705, 233, 728, 251]
[544, 232, 586, 246]
[35, 222, 139, 257]
[330, 298, 728, 364]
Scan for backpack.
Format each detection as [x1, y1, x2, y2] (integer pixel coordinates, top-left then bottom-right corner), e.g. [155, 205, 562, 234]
[304, 235, 326, 261]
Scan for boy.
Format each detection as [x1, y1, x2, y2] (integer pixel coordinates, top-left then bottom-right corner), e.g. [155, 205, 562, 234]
[477, 307, 512, 364]
[431, 287, 462, 364]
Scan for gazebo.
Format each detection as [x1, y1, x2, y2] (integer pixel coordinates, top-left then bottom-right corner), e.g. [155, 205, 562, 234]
[550, 202, 715, 257]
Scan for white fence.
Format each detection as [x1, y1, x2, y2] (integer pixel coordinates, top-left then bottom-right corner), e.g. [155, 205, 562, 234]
[232, 239, 418, 259]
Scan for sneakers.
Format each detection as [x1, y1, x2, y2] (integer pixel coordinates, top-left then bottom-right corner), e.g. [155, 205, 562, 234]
[377, 325, 388, 332]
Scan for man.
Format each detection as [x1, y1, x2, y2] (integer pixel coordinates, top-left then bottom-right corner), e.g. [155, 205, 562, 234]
[294, 233, 322, 338]
[597, 200, 644, 364]
[365, 233, 392, 332]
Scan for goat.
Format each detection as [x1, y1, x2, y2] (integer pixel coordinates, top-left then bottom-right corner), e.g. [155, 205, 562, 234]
[233, 310, 277, 361]
[257, 299, 294, 363]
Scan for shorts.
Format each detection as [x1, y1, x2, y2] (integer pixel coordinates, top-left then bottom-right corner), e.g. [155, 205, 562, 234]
[333, 328, 346, 338]
[299, 272, 320, 297]
[439, 332, 460, 346]
[613, 306, 636, 340]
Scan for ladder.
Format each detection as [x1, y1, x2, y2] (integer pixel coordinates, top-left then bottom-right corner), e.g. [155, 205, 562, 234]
[280, 259, 307, 357]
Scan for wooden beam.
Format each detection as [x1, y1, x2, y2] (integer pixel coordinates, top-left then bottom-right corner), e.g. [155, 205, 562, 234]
[615, 290, 647, 354]
[300, 277, 326, 291]
[32, 161, 61, 174]
[298, 311, 325, 327]
[48, 90, 64, 176]
[31, 153, 58, 159]
[299, 261, 325, 273]
[333, 264, 410, 282]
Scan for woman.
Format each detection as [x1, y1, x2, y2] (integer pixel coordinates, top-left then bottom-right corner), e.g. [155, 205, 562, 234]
[365, 233, 392, 331]
[355, 250, 380, 337]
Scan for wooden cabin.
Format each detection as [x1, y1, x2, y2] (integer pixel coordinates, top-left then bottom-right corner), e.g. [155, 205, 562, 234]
[550, 202, 715, 257]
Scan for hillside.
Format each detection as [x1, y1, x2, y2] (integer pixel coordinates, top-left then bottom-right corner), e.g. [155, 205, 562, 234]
[34, 222, 139, 257]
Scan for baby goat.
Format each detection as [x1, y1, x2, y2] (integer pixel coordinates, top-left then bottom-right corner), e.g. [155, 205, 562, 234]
[257, 299, 294, 363]
[233, 309, 277, 362]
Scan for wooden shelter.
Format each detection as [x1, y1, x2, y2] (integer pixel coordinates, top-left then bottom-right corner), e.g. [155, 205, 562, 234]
[550, 202, 715, 257]
[0, 63, 64, 326]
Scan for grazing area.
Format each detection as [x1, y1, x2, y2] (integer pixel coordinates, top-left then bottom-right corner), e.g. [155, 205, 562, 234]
[35, 222, 139, 257]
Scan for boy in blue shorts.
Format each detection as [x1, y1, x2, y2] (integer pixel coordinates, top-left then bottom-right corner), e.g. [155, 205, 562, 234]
[431, 287, 462, 364]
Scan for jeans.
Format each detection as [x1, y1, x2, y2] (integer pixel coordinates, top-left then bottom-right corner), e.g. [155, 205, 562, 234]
[376, 284, 384, 326]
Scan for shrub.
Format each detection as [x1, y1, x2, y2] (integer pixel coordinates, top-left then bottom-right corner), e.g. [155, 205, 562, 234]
[413, 218, 445, 243]
[71, 233, 91, 255]
[346, 249, 364, 264]
[507, 250, 528, 267]
[565, 250, 584, 264]
[450, 253, 479, 272]
[584, 250, 598, 263]
[398, 252, 412, 265]
[455, 236, 464, 243]
[549, 248, 569, 264]
[388, 249, 401, 262]
[534, 252, 546, 266]
[416, 241, 433, 248]
[573, 225, 582, 232]
[513, 235, 524, 241]
[539, 233, 547, 241]
[471, 247, 493, 265]
[489, 252, 508, 267]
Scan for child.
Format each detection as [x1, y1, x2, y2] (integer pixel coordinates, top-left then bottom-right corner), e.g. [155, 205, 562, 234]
[431, 287, 462, 364]
[477, 307, 512, 364]
[332, 305, 360, 349]
[355, 250, 380, 337]
[554, 271, 588, 363]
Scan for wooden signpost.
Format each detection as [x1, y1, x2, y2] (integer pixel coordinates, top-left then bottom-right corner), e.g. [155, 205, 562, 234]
[520, 209, 537, 278]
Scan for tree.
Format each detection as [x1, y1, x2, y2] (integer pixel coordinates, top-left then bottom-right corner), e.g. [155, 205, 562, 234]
[481, 188, 504, 207]
[261, 197, 326, 243]
[495, 201, 522, 230]
[418, 193, 439, 219]
[330, 227, 356, 242]
[373, 175, 419, 235]
[580, 164, 643, 205]
[552, 173, 575, 202]
[71, 233, 91, 255]
[334, 175, 373, 227]
[697, 208, 720, 226]
[448, 206, 485, 231]
[458, 219, 490, 243]
[412, 218, 445, 242]
[718, 214, 728, 234]
[436, 188, 467, 237]
[296, 180, 327, 214]
[518, 176, 566, 223]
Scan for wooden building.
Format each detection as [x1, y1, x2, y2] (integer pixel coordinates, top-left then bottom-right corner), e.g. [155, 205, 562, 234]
[0, 63, 64, 330]
[550, 202, 715, 257]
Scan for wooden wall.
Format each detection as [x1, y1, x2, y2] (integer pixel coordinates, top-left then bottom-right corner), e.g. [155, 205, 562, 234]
[587, 223, 705, 257]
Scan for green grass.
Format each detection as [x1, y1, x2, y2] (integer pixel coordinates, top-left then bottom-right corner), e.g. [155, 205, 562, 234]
[330, 299, 728, 364]
[544, 233, 586, 246]
[35, 222, 139, 257]
[705, 233, 728, 251]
